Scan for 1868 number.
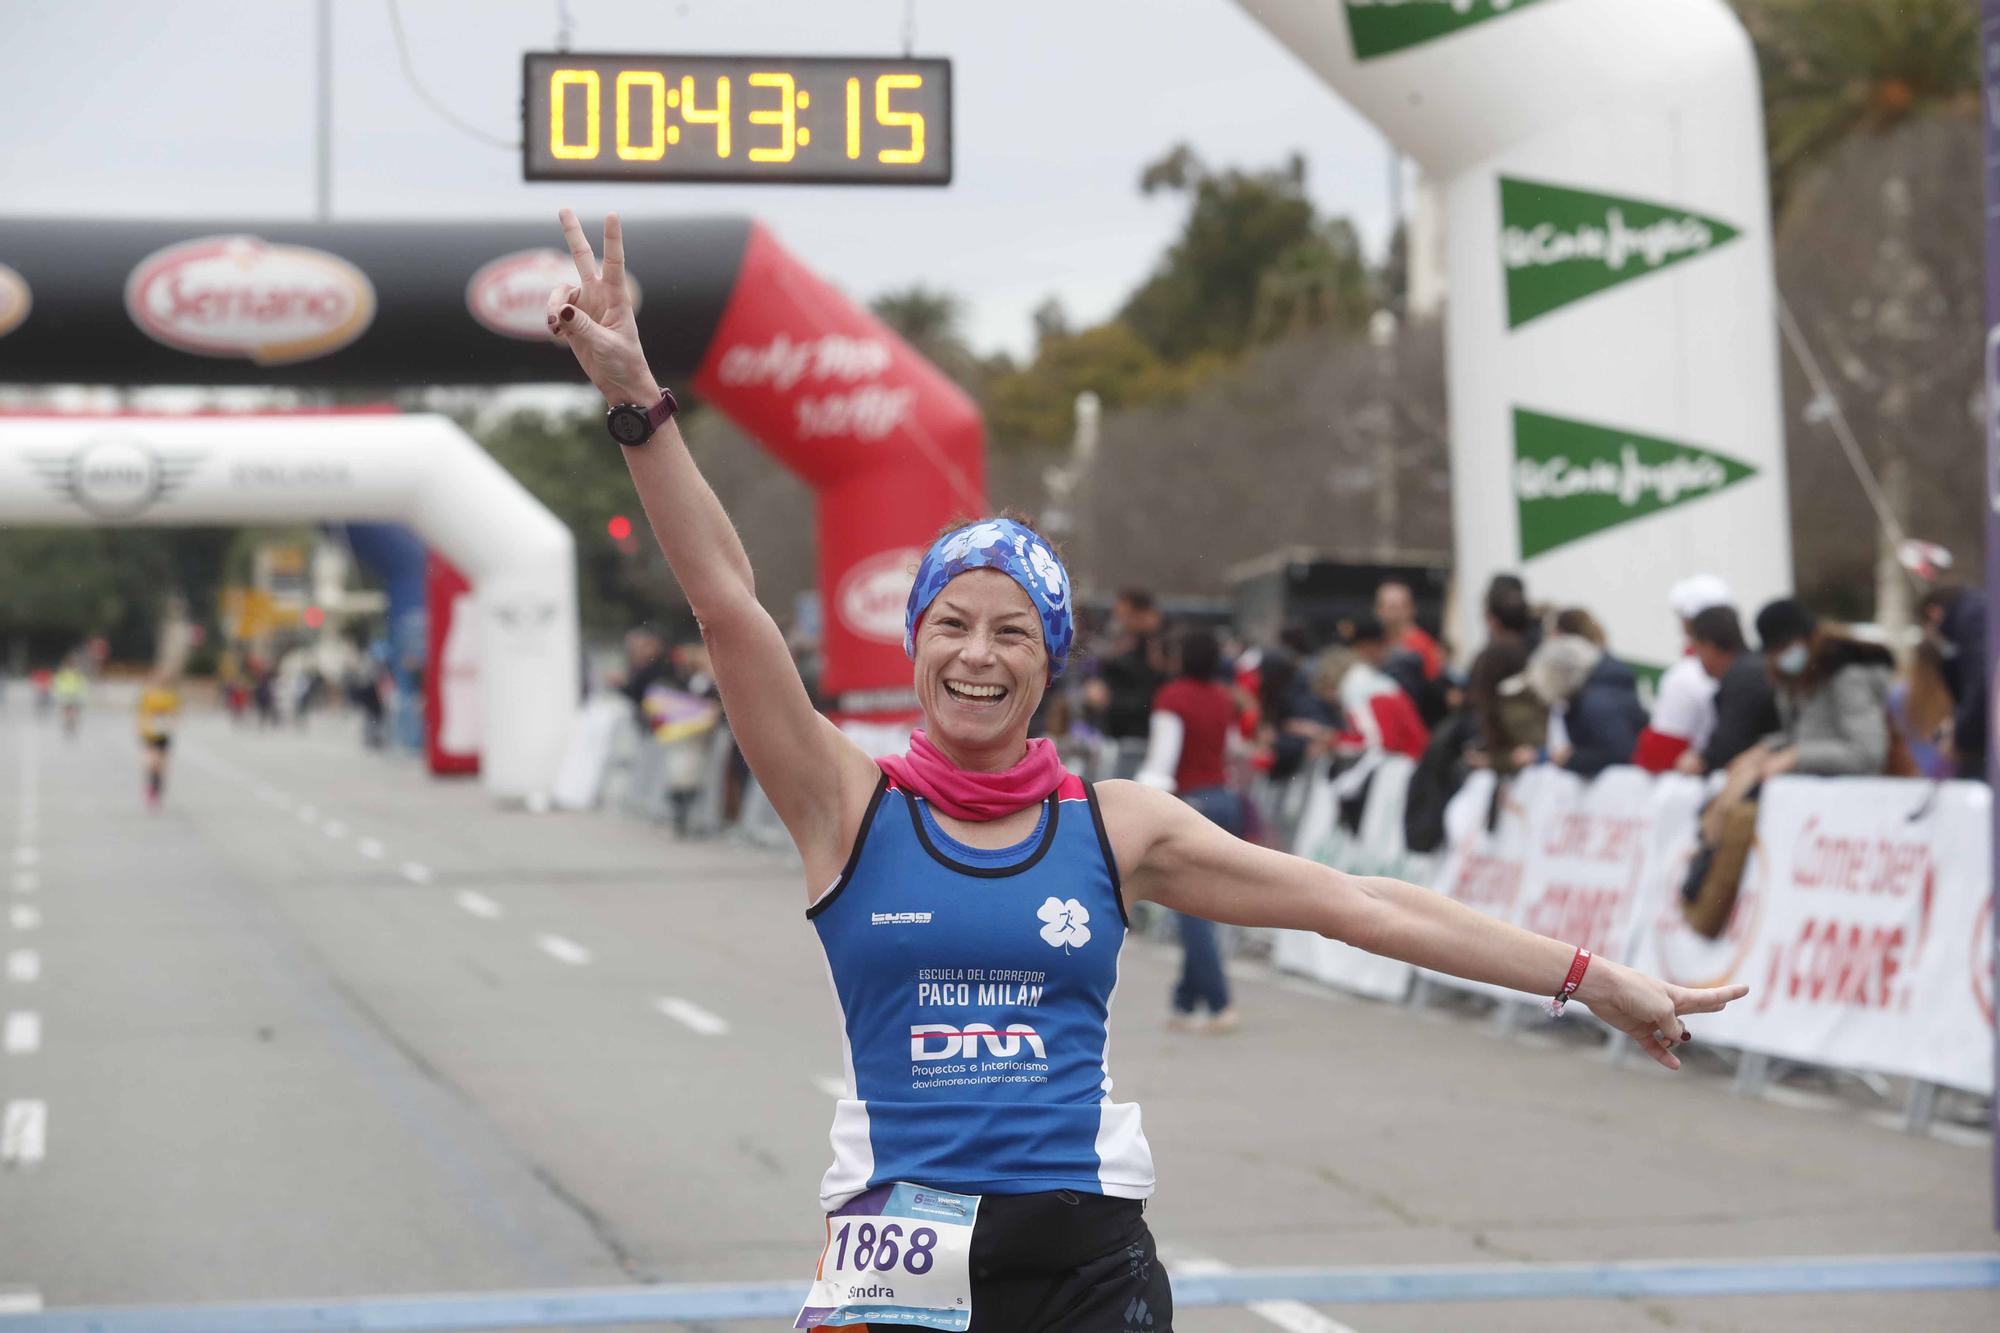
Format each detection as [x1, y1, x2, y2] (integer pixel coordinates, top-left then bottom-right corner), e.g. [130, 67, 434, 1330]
[831, 1221, 939, 1276]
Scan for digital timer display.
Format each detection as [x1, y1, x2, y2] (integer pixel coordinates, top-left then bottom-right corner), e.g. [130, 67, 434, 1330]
[522, 53, 952, 185]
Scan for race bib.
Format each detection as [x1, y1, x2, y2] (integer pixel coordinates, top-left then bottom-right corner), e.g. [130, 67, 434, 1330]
[795, 1183, 980, 1329]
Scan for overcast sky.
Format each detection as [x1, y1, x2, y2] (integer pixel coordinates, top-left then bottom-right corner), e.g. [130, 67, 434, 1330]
[0, 0, 1394, 358]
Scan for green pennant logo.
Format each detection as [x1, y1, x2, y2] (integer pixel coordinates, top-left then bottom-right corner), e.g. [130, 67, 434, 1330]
[1344, 0, 1549, 61]
[1513, 408, 1757, 559]
[1499, 177, 1741, 328]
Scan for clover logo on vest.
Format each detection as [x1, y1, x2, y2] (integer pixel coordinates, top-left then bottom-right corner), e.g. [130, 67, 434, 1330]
[1037, 896, 1091, 953]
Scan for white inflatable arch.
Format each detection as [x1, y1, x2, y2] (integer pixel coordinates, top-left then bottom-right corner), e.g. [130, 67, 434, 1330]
[1238, 0, 1793, 667]
[0, 413, 575, 800]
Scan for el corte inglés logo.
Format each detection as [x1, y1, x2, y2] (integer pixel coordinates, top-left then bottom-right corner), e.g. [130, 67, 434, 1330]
[0, 264, 31, 338]
[466, 248, 642, 341]
[125, 235, 376, 365]
[1344, 0, 1547, 61]
[1513, 408, 1757, 559]
[1500, 178, 1741, 328]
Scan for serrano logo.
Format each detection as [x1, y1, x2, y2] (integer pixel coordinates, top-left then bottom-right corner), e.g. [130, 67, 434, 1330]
[125, 235, 375, 365]
[0, 263, 30, 338]
[466, 248, 642, 341]
[25, 436, 204, 518]
[909, 1023, 1047, 1061]
[838, 546, 921, 645]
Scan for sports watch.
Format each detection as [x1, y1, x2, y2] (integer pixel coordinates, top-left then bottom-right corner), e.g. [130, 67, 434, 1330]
[605, 387, 679, 447]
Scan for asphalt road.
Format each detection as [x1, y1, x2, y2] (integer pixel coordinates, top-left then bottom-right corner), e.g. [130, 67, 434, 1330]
[1, 696, 1995, 1332]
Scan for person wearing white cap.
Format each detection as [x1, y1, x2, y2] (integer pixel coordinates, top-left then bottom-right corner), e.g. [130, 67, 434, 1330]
[1631, 574, 1734, 772]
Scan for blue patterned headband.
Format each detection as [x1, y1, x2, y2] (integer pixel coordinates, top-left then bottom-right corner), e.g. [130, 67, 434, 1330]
[904, 518, 1074, 678]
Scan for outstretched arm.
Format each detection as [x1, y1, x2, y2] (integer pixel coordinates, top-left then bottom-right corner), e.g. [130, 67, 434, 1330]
[1096, 779, 1747, 1070]
[547, 210, 878, 883]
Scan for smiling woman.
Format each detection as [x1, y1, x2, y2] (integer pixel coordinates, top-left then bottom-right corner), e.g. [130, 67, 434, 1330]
[546, 209, 1751, 1333]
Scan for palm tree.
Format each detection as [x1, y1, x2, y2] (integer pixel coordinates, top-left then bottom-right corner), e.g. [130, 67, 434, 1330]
[1732, 0, 1978, 217]
[869, 285, 978, 389]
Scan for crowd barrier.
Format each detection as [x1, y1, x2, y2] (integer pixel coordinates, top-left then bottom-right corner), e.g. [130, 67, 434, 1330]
[1275, 759, 1996, 1097]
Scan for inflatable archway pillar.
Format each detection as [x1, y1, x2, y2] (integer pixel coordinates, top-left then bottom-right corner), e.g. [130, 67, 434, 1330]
[1236, 0, 1793, 668]
[0, 414, 578, 799]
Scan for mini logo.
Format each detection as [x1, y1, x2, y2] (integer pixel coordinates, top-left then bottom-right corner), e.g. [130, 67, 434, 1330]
[26, 435, 204, 518]
[870, 911, 933, 926]
[1513, 408, 1757, 558]
[1344, 0, 1547, 61]
[1500, 177, 1741, 328]
[466, 248, 642, 341]
[909, 1023, 1047, 1060]
[838, 546, 921, 645]
[488, 596, 560, 656]
[1037, 896, 1092, 952]
[0, 263, 30, 338]
[125, 234, 376, 365]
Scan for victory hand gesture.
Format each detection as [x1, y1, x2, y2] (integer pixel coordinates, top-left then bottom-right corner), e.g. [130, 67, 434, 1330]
[546, 209, 658, 405]
[1577, 957, 1749, 1070]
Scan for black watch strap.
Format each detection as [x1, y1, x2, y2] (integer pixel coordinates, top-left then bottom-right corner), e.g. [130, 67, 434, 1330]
[607, 387, 679, 447]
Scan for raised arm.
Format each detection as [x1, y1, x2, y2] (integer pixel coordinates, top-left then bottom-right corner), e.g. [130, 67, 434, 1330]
[547, 210, 879, 884]
[1095, 779, 1747, 1069]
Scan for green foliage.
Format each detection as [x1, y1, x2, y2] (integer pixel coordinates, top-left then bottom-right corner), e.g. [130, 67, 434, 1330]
[981, 321, 1223, 450]
[0, 527, 231, 663]
[869, 285, 979, 389]
[1732, 0, 1978, 215]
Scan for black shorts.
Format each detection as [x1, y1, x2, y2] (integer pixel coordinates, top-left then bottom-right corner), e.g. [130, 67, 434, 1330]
[951, 1190, 1172, 1333]
[143, 735, 172, 753]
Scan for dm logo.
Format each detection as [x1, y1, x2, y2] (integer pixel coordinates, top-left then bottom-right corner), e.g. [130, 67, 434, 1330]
[27, 436, 204, 519]
[0, 264, 31, 338]
[125, 234, 376, 365]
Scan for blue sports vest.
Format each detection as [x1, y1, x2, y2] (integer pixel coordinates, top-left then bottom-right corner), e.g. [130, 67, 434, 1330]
[808, 772, 1155, 1209]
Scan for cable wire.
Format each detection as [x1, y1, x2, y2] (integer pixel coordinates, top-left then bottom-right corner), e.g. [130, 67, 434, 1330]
[384, 0, 519, 150]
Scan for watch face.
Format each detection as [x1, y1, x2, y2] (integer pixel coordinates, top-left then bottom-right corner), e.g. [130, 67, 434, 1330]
[608, 406, 650, 446]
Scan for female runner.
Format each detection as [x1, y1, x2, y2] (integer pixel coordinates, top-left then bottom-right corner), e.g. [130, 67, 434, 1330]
[546, 210, 1747, 1333]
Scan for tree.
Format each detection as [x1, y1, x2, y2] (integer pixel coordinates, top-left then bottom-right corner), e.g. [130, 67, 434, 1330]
[981, 321, 1219, 451]
[869, 284, 979, 389]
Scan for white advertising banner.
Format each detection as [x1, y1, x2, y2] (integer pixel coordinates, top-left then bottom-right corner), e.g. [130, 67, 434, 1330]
[1694, 778, 1996, 1094]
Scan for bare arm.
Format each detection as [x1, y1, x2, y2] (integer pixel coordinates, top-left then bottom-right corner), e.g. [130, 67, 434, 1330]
[548, 211, 877, 881]
[1096, 779, 1747, 1069]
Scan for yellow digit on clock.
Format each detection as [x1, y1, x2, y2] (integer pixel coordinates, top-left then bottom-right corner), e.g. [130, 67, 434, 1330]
[616, 70, 668, 160]
[549, 68, 601, 160]
[747, 72, 799, 163]
[680, 75, 731, 158]
[875, 73, 925, 165]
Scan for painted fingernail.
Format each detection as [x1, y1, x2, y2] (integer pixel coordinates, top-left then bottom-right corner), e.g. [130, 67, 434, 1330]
[561, 305, 575, 322]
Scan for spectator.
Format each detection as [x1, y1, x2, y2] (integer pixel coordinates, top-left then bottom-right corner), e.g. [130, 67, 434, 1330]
[1404, 668, 1478, 853]
[1523, 618, 1647, 778]
[1632, 575, 1731, 773]
[613, 626, 673, 732]
[1374, 580, 1442, 680]
[1329, 615, 1430, 760]
[1679, 606, 1778, 775]
[1084, 588, 1167, 779]
[1748, 597, 1894, 779]
[1135, 629, 1244, 1033]
[1467, 575, 1535, 771]
[1889, 640, 1955, 780]
[1919, 586, 1988, 780]
[1252, 646, 1331, 783]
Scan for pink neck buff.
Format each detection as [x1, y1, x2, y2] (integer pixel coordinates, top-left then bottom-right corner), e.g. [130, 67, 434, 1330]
[877, 729, 1068, 822]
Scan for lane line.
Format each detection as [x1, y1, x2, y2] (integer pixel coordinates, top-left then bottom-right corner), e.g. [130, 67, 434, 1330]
[652, 996, 729, 1036]
[8, 906, 37, 931]
[3, 1011, 40, 1056]
[0, 1291, 41, 1314]
[454, 891, 502, 920]
[813, 1075, 846, 1098]
[400, 862, 434, 886]
[536, 934, 592, 966]
[10, 848, 35, 867]
[0, 1098, 46, 1165]
[7, 873, 32, 894]
[5, 950, 38, 984]
[296, 805, 318, 824]
[358, 838, 385, 860]
[1173, 1255, 1362, 1333]
[322, 820, 347, 839]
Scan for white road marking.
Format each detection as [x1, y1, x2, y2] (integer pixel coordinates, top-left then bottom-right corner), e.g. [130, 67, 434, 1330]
[536, 934, 592, 966]
[0, 1290, 42, 1314]
[272, 793, 296, 811]
[653, 996, 728, 1036]
[9, 906, 39, 931]
[4, 1012, 40, 1055]
[11, 848, 35, 867]
[813, 1075, 847, 1098]
[1, 1099, 46, 1165]
[322, 819, 347, 839]
[400, 862, 434, 885]
[1172, 1255, 1363, 1333]
[454, 890, 502, 920]
[9, 873, 34, 894]
[358, 838, 385, 860]
[296, 805, 318, 823]
[5, 950, 38, 983]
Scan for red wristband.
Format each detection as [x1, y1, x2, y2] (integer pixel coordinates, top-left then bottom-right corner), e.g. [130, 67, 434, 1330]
[1547, 947, 1591, 1017]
